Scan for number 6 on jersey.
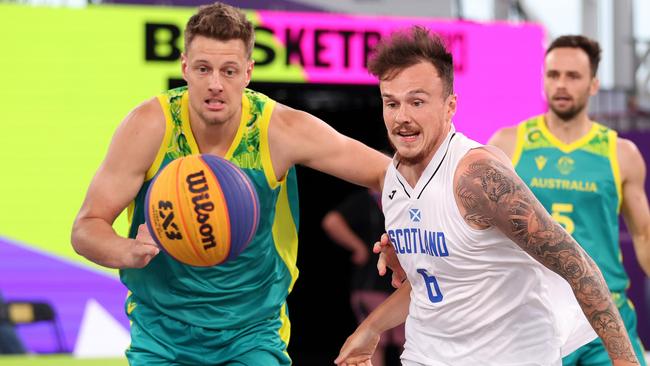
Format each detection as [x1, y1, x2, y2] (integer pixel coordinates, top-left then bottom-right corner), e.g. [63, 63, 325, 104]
[417, 268, 444, 303]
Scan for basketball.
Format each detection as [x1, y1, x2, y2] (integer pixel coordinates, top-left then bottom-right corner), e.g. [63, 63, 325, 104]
[144, 154, 260, 267]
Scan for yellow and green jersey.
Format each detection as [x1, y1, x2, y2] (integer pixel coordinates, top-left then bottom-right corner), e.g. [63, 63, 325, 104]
[512, 115, 627, 299]
[121, 87, 299, 340]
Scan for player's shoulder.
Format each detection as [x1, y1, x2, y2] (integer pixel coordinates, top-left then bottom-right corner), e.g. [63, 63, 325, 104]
[491, 125, 519, 138]
[460, 145, 511, 167]
[115, 97, 166, 143]
[103, 97, 167, 172]
[270, 103, 311, 127]
[453, 146, 514, 189]
[488, 125, 518, 146]
[456, 147, 483, 171]
[129, 97, 165, 126]
[616, 136, 640, 155]
[487, 124, 520, 160]
[268, 103, 328, 144]
[489, 115, 542, 146]
[616, 136, 646, 174]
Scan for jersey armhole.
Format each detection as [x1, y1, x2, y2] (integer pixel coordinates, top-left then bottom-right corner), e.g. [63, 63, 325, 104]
[144, 95, 173, 181]
[511, 122, 527, 167]
[608, 130, 623, 213]
[260, 100, 283, 189]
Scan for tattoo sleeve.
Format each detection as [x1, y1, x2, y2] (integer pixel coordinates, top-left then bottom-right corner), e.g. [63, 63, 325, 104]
[455, 157, 638, 364]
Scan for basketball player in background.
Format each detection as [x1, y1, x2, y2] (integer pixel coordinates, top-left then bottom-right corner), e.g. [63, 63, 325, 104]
[335, 26, 640, 365]
[489, 35, 650, 365]
[70, 2, 389, 365]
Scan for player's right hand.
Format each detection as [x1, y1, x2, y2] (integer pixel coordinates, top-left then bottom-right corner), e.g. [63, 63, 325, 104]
[124, 224, 160, 268]
[334, 325, 379, 366]
[374, 233, 406, 288]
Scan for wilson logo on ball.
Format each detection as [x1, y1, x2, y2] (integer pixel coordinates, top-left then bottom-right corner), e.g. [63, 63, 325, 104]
[145, 154, 260, 267]
[186, 169, 217, 250]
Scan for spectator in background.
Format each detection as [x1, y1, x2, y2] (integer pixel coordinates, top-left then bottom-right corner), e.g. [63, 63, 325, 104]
[0, 293, 26, 355]
[489, 34, 650, 365]
[322, 188, 404, 366]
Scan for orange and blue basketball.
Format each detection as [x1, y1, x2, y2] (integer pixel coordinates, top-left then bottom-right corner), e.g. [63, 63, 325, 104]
[144, 154, 259, 267]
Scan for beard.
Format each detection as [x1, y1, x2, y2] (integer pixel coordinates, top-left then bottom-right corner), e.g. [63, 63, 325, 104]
[388, 133, 434, 166]
[549, 90, 590, 122]
[550, 103, 586, 121]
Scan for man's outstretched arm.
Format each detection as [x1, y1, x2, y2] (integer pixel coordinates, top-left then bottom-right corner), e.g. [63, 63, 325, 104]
[453, 147, 639, 365]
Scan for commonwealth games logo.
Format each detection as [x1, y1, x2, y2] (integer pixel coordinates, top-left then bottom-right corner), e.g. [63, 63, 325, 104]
[556, 156, 575, 175]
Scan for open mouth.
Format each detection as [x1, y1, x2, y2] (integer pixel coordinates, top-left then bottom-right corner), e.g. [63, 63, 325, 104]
[552, 95, 572, 102]
[396, 130, 420, 142]
[205, 98, 225, 110]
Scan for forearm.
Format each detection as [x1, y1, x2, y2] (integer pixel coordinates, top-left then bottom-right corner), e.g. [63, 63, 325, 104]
[452, 153, 639, 364]
[71, 217, 133, 269]
[569, 251, 639, 364]
[360, 280, 411, 334]
[631, 232, 650, 277]
[322, 213, 367, 253]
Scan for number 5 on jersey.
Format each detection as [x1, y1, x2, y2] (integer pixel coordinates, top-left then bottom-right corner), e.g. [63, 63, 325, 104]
[417, 268, 443, 303]
[551, 203, 575, 235]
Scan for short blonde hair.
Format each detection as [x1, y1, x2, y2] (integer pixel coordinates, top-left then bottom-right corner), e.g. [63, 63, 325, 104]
[184, 2, 255, 59]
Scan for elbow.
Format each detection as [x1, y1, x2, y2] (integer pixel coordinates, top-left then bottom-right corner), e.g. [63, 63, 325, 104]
[636, 245, 650, 277]
[70, 219, 86, 257]
[70, 226, 82, 256]
[321, 212, 337, 233]
[631, 233, 650, 276]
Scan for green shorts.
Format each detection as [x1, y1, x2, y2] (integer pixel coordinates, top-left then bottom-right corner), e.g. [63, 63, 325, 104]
[124, 294, 291, 366]
[562, 296, 647, 366]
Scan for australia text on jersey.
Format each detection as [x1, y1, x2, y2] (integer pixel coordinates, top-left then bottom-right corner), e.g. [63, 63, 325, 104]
[529, 177, 598, 192]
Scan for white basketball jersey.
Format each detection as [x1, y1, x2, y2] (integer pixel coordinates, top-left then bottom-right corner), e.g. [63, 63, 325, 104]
[382, 128, 596, 366]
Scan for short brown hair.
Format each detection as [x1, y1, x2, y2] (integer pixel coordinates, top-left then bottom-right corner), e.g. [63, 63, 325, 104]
[368, 26, 454, 97]
[184, 2, 255, 59]
[546, 35, 601, 77]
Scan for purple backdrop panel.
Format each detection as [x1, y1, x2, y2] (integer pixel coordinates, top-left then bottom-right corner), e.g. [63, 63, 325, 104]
[619, 131, 650, 347]
[0, 237, 129, 353]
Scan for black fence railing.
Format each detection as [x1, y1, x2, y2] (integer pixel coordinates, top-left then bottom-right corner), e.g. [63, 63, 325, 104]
[589, 88, 650, 132]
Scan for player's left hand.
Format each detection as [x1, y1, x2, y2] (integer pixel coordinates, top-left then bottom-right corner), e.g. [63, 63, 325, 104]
[374, 233, 406, 288]
[334, 325, 379, 366]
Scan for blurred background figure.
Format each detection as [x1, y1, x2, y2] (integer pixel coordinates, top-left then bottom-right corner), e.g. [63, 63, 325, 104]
[322, 188, 404, 366]
[0, 293, 26, 355]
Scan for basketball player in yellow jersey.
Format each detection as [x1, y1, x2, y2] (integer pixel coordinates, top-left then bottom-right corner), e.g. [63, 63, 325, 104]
[489, 35, 650, 365]
[70, 2, 389, 365]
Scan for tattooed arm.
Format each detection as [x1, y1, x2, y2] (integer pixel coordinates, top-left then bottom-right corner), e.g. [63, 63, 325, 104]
[453, 147, 639, 365]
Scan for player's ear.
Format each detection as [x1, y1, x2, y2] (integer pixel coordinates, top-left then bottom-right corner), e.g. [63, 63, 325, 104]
[446, 93, 457, 121]
[589, 77, 599, 96]
[245, 60, 254, 86]
[181, 53, 189, 83]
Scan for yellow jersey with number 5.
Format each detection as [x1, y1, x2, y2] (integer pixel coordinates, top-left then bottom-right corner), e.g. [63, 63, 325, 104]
[512, 115, 626, 296]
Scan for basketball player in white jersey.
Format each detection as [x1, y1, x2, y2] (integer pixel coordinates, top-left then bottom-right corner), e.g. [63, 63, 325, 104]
[334, 26, 640, 366]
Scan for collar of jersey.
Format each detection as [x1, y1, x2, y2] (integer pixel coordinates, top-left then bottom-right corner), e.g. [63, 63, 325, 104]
[537, 115, 599, 153]
[181, 91, 248, 160]
[393, 124, 456, 196]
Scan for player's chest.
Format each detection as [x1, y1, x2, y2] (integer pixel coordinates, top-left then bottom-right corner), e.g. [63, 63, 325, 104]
[516, 151, 615, 197]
